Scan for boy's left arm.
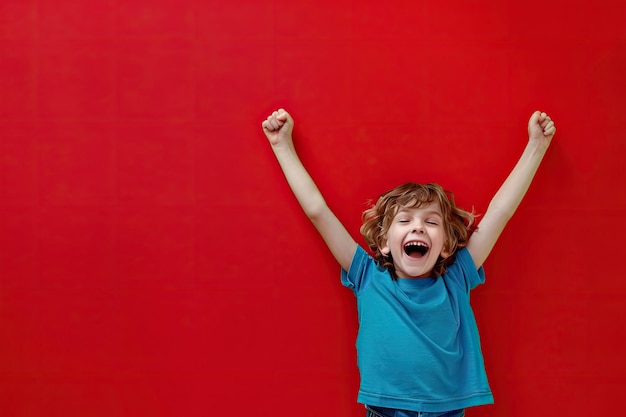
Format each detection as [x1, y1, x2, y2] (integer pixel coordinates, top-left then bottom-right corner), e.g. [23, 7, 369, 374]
[467, 111, 556, 269]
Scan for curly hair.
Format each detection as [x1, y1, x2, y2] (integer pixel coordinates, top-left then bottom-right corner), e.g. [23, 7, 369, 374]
[360, 183, 475, 279]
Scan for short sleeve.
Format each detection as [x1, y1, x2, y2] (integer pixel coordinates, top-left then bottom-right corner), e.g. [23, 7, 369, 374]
[341, 245, 376, 294]
[450, 247, 486, 291]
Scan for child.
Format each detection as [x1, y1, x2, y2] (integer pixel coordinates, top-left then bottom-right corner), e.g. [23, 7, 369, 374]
[262, 109, 556, 416]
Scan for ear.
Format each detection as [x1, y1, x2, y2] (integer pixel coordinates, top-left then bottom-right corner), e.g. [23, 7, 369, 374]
[440, 241, 451, 259]
[380, 239, 390, 256]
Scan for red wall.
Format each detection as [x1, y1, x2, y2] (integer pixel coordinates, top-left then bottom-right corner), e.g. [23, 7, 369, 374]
[1, 1, 625, 416]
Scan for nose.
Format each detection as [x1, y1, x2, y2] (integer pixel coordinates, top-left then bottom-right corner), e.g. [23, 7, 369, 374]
[412, 222, 425, 233]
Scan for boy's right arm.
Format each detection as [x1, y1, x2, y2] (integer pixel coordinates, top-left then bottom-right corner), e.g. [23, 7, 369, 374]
[262, 109, 357, 271]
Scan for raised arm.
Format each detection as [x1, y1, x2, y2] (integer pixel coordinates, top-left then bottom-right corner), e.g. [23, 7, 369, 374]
[467, 111, 556, 268]
[262, 109, 357, 271]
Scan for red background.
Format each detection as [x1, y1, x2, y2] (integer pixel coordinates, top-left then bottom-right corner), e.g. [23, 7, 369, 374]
[1, 1, 625, 416]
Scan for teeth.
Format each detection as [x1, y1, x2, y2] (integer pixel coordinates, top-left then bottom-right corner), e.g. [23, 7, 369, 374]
[405, 241, 428, 248]
[404, 241, 429, 257]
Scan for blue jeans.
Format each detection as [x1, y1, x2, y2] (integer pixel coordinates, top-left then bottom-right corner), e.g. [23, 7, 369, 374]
[366, 405, 465, 417]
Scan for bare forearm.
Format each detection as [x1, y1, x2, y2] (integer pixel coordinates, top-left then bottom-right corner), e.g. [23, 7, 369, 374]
[467, 110, 555, 268]
[262, 108, 358, 270]
[272, 144, 329, 220]
[488, 110, 556, 220]
[468, 141, 549, 267]
[487, 140, 549, 219]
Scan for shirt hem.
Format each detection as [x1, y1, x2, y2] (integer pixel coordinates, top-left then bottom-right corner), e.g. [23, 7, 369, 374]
[357, 391, 494, 413]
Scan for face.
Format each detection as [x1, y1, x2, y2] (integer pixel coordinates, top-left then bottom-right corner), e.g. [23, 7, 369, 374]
[380, 203, 450, 279]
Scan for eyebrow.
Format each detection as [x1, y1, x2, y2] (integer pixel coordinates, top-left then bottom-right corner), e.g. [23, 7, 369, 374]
[397, 208, 443, 218]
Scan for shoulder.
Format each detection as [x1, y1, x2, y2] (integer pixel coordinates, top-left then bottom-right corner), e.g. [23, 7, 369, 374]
[444, 247, 486, 291]
[341, 245, 388, 293]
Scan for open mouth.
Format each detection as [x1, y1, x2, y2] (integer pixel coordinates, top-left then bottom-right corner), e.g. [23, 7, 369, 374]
[404, 241, 429, 259]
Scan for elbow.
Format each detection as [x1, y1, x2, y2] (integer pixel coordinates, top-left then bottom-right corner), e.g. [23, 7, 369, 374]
[486, 195, 520, 218]
[305, 201, 331, 223]
[484, 204, 515, 226]
[306, 205, 326, 222]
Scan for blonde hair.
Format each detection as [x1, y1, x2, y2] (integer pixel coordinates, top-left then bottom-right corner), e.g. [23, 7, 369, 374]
[360, 183, 475, 278]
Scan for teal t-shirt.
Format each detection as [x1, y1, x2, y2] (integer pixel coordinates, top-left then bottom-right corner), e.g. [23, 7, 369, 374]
[341, 246, 494, 412]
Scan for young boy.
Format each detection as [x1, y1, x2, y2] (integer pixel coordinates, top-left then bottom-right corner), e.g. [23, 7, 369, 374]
[262, 108, 556, 416]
